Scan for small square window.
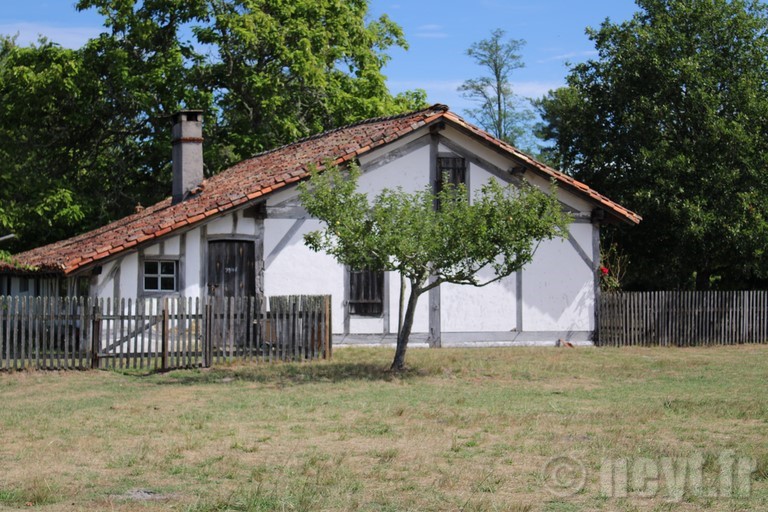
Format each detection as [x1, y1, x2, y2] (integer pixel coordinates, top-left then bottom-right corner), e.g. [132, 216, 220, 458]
[144, 260, 177, 292]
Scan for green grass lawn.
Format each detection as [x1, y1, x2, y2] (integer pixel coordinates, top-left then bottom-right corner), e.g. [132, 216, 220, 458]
[0, 346, 767, 511]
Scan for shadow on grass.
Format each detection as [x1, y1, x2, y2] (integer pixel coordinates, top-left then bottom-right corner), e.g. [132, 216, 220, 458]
[120, 361, 436, 386]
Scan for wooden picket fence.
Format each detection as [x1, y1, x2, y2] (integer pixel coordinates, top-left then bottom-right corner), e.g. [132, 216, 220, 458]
[599, 291, 768, 346]
[0, 295, 331, 371]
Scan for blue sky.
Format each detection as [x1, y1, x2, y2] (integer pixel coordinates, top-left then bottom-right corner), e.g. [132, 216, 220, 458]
[1, 0, 639, 114]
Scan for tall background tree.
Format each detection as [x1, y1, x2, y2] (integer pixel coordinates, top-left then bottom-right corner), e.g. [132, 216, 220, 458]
[0, 0, 427, 253]
[459, 28, 534, 148]
[536, 0, 768, 290]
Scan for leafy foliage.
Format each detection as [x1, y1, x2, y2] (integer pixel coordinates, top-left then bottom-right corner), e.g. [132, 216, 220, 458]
[459, 29, 534, 147]
[0, 1, 426, 253]
[299, 163, 570, 369]
[536, 0, 768, 290]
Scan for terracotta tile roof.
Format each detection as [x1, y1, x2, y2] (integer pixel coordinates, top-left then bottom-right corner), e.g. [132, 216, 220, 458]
[1, 104, 640, 276]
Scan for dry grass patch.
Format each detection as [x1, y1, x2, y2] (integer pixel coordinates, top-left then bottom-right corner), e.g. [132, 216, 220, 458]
[0, 346, 766, 511]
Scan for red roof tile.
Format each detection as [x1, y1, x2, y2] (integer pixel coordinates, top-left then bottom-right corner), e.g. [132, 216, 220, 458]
[1, 104, 640, 276]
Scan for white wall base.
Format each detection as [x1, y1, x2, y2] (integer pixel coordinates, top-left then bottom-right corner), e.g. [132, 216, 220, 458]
[335, 331, 595, 347]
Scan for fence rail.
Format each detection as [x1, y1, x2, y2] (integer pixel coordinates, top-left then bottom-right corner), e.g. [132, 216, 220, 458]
[599, 291, 768, 346]
[0, 295, 332, 371]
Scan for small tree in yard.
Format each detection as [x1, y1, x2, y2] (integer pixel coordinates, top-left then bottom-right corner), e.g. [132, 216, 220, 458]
[299, 164, 570, 371]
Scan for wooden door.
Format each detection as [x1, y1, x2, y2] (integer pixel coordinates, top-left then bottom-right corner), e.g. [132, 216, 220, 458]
[207, 240, 256, 299]
[207, 240, 259, 352]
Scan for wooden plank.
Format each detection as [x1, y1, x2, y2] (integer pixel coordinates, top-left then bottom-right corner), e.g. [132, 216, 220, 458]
[51, 296, 57, 369]
[171, 298, 178, 369]
[178, 297, 185, 368]
[186, 297, 193, 368]
[54, 297, 61, 369]
[10, 297, 19, 369]
[4, 296, 9, 369]
[162, 299, 169, 371]
[26, 297, 34, 369]
[226, 296, 233, 362]
[182, 297, 188, 368]
[18, 297, 26, 370]
[0, 296, 5, 370]
[44, 296, 51, 369]
[193, 297, 200, 367]
[63, 297, 71, 369]
[689, 291, 693, 347]
[137, 299, 144, 369]
[75, 297, 83, 368]
[756, 291, 761, 343]
[206, 300, 213, 367]
[631, 292, 637, 346]
[247, 296, 254, 362]
[276, 298, 284, 361]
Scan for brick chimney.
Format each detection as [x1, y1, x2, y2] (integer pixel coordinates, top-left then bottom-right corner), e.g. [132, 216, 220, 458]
[172, 110, 204, 204]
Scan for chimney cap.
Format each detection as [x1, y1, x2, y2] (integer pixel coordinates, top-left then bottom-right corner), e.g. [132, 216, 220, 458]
[172, 110, 204, 124]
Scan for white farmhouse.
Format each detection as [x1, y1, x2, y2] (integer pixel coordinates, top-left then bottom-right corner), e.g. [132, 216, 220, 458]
[0, 105, 640, 345]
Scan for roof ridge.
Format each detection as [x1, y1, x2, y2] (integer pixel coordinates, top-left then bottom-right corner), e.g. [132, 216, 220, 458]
[245, 103, 449, 161]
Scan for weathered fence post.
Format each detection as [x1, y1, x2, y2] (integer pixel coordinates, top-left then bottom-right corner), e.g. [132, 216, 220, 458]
[90, 304, 101, 369]
[203, 302, 212, 368]
[161, 298, 169, 371]
[324, 295, 332, 359]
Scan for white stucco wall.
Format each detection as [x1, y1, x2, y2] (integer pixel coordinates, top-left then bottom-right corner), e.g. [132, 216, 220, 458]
[358, 143, 431, 195]
[522, 222, 595, 332]
[264, 217, 345, 333]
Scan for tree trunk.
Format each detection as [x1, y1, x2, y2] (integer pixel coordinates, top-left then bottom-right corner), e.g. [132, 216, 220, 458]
[390, 285, 421, 372]
[398, 273, 405, 339]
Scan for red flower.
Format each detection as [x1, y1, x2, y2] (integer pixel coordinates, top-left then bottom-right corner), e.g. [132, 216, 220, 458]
[600, 266, 609, 276]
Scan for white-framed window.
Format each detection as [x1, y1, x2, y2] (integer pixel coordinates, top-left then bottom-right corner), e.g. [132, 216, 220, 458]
[144, 260, 177, 292]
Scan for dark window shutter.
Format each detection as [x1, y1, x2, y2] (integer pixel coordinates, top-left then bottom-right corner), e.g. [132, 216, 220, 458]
[349, 269, 384, 316]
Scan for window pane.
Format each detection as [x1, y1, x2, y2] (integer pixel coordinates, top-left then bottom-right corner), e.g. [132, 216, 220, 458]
[160, 261, 175, 275]
[144, 277, 158, 290]
[160, 277, 175, 290]
[144, 261, 158, 275]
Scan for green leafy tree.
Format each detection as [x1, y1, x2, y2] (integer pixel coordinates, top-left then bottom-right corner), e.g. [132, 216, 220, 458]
[536, 0, 768, 290]
[459, 28, 534, 147]
[0, 37, 88, 251]
[299, 164, 570, 371]
[77, 0, 425, 165]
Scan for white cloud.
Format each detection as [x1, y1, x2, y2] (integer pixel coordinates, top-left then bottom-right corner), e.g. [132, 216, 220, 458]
[0, 22, 101, 49]
[537, 50, 598, 64]
[413, 24, 448, 39]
